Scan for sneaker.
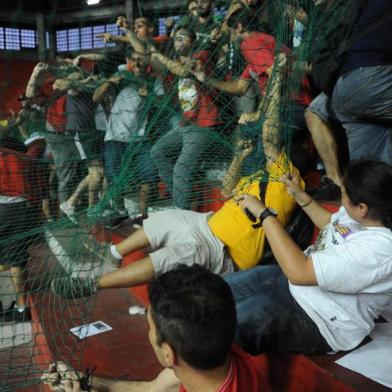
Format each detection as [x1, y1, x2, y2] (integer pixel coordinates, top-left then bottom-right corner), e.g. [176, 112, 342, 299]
[60, 202, 77, 224]
[51, 277, 97, 300]
[2, 305, 32, 323]
[104, 215, 129, 230]
[311, 176, 342, 202]
[83, 239, 122, 268]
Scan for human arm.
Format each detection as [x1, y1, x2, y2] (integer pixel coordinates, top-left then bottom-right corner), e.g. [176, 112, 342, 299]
[42, 362, 180, 392]
[72, 53, 106, 67]
[280, 174, 332, 230]
[192, 67, 251, 95]
[238, 194, 317, 285]
[95, 33, 130, 45]
[93, 74, 123, 103]
[52, 71, 83, 92]
[221, 139, 254, 198]
[26, 62, 50, 98]
[151, 51, 190, 77]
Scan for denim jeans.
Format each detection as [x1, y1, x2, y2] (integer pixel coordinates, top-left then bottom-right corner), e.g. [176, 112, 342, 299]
[225, 265, 331, 355]
[45, 131, 85, 203]
[151, 124, 215, 209]
[332, 65, 392, 163]
[104, 141, 128, 187]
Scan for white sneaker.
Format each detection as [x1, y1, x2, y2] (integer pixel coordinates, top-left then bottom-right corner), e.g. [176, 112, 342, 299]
[60, 202, 77, 224]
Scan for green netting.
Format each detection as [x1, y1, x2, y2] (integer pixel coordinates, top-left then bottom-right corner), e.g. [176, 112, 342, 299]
[0, 0, 356, 389]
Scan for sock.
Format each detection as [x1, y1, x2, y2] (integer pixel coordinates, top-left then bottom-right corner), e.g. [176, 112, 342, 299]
[110, 245, 122, 260]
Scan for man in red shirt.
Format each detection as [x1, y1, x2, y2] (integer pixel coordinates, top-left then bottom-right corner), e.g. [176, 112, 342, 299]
[43, 266, 270, 392]
[193, 8, 312, 125]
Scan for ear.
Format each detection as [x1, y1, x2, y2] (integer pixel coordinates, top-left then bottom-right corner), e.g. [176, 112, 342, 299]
[149, 26, 155, 33]
[161, 342, 176, 367]
[236, 22, 244, 33]
[357, 202, 369, 218]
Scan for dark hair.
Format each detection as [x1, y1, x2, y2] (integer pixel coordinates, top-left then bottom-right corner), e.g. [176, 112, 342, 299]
[343, 159, 392, 229]
[135, 13, 156, 29]
[226, 8, 261, 32]
[148, 265, 237, 370]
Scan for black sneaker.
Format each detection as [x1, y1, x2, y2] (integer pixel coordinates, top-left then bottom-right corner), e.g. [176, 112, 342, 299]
[311, 176, 342, 202]
[2, 306, 32, 323]
[51, 277, 97, 300]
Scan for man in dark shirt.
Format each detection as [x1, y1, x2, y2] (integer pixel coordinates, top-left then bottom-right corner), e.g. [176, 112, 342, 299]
[332, 0, 392, 164]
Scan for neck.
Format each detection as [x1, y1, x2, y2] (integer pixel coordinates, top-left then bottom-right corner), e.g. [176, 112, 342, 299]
[361, 217, 385, 228]
[176, 357, 230, 392]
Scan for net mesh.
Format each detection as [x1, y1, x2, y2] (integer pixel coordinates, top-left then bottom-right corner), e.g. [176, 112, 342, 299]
[0, 0, 354, 389]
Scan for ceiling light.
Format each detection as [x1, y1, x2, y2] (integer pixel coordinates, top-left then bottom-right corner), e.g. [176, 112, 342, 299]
[86, 0, 101, 5]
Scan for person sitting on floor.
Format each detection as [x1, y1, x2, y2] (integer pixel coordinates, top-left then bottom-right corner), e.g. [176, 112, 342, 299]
[226, 158, 392, 355]
[43, 265, 270, 392]
[50, 54, 306, 300]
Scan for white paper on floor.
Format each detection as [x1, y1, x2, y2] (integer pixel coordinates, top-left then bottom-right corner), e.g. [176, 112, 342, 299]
[70, 320, 112, 339]
[128, 306, 146, 315]
[0, 322, 32, 350]
[336, 303, 392, 388]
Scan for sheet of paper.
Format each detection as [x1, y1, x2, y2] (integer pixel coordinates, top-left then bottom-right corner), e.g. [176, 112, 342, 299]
[336, 308, 392, 388]
[70, 320, 112, 340]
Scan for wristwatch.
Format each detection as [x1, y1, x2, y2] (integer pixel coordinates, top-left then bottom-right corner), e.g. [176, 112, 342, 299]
[259, 208, 278, 223]
[251, 208, 277, 228]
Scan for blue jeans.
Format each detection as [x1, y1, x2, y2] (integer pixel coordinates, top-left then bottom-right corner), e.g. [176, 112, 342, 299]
[332, 65, 392, 163]
[151, 124, 215, 209]
[225, 265, 331, 355]
[104, 141, 128, 187]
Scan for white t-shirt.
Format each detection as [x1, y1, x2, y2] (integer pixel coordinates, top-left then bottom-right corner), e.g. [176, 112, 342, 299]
[290, 207, 392, 352]
[105, 83, 146, 143]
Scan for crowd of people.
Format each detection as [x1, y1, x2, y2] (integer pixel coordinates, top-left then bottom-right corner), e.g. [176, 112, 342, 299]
[0, 0, 391, 390]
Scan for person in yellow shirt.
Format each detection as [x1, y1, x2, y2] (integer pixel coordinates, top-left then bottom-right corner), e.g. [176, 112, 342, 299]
[51, 54, 306, 300]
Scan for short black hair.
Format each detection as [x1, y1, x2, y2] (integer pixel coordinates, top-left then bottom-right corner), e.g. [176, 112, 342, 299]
[343, 159, 392, 229]
[135, 13, 156, 29]
[226, 8, 261, 32]
[148, 265, 237, 370]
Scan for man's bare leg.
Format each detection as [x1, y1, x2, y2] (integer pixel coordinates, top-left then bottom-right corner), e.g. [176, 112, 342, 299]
[115, 227, 150, 257]
[305, 110, 342, 186]
[97, 256, 155, 289]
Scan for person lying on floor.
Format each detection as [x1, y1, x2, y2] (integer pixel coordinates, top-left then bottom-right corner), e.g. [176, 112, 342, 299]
[50, 54, 304, 299]
[43, 265, 270, 392]
[227, 158, 392, 354]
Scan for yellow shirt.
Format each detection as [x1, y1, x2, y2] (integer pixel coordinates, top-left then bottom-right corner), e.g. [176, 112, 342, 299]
[208, 154, 304, 270]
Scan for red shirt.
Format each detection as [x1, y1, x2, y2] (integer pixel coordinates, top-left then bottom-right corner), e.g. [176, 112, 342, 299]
[178, 51, 221, 128]
[41, 74, 67, 133]
[240, 32, 312, 106]
[179, 345, 271, 392]
[0, 147, 47, 203]
[240, 32, 276, 95]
